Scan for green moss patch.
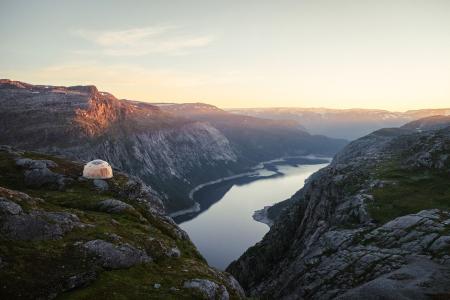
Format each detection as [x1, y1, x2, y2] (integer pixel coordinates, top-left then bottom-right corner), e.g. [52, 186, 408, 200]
[0, 149, 237, 299]
[368, 160, 450, 224]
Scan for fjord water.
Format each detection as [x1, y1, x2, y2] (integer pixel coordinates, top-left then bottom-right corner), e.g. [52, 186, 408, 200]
[179, 161, 329, 270]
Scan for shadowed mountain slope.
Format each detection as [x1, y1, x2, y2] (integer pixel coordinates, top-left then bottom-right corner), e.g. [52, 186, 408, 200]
[228, 119, 450, 299]
[0, 80, 346, 212]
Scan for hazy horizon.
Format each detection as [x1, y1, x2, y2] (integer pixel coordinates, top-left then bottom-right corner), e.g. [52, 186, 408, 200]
[2, 0, 450, 110]
[3, 77, 450, 113]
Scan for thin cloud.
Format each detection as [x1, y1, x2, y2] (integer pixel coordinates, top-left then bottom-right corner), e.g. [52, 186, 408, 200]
[73, 26, 214, 56]
[5, 61, 245, 91]
[75, 26, 171, 47]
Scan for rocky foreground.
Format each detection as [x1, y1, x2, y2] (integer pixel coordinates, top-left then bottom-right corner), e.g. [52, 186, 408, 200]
[228, 123, 450, 299]
[0, 145, 244, 299]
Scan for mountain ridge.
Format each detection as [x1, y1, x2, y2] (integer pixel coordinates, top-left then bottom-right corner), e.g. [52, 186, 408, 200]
[227, 119, 450, 299]
[0, 79, 346, 212]
[228, 107, 450, 140]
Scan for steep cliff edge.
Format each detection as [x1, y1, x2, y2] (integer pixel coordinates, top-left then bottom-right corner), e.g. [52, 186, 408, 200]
[0, 145, 244, 299]
[0, 80, 346, 213]
[227, 124, 450, 299]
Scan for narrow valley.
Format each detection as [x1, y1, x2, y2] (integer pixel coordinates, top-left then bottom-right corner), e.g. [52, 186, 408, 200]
[177, 158, 329, 269]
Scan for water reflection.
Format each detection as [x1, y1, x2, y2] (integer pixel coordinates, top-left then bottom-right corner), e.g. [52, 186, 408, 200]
[178, 158, 329, 270]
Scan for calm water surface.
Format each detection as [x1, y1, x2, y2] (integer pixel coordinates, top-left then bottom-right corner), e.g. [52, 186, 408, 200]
[178, 161, 328, 270]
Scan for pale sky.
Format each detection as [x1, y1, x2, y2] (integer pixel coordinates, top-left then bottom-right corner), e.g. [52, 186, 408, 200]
[1, 0, 450, 110]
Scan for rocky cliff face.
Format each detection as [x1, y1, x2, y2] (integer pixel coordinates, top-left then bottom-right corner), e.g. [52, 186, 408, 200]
[45, 121, 239, 212]
[227, 123, 450, 299]
[0, 80, 346, 212]
[0, 145, 245, 299]
[0, 79, 240, 212]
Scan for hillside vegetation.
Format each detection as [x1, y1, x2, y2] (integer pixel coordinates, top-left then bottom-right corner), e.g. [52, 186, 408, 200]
[0, 146, 244, 299]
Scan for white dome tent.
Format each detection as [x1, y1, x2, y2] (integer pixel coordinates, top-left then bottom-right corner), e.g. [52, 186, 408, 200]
[83, 159, 113, 179]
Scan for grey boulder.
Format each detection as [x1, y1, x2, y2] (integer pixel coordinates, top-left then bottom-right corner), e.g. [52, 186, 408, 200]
[0, 199, 84, 240]
[83, 239, 151, 269]
[0, 197, 23, 215]
[93, 179, 109, 191]
[16, 158, 57, 169]
[183, 279, 229, 300]
[16, 158, 68, 189]
[166, 247, 181, 258]
[97, 199, 134, 214]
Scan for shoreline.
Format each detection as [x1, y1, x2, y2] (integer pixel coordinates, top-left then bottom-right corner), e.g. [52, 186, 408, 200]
[169, 170, 261, 218]
[252, 206, 274, 227]
[169, 202, 201, 218]
[169, 154, 331, 219]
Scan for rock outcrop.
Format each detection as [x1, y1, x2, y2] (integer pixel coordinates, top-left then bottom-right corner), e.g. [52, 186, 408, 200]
[83, 239, 151, 269]
[0, 146, 244, 299]
[336, 257, 450, 300]
[1, 206, 85, 241]
[97, 198, 135, 214]
[16, 158, 69, 189]
[228, 124, 450, 299]
[183, 279, 229, 299]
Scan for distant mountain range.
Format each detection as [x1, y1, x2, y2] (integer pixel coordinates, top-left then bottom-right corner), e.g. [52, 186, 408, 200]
[0, 79, 346, 212]
[152, 102, 346, 164]
[228, 107, 450, 140]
